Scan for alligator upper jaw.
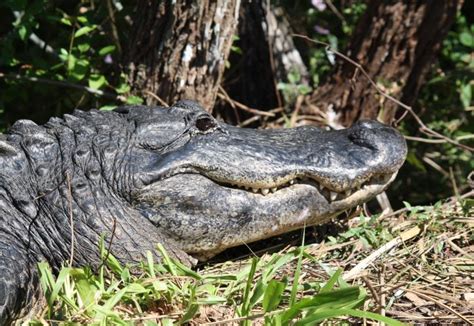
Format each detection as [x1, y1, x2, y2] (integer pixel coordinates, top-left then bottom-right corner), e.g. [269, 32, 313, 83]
[136, 120, 407, 196]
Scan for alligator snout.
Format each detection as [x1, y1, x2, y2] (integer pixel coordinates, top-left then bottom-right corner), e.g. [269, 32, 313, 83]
[347, 120, 407, 174]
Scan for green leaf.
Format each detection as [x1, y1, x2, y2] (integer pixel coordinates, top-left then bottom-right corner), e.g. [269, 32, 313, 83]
[125, 283, 148, 294]
[160, 319, 174, 326]
[105, 253, 124, 275]
[460, 83, 472, 109]
[146, 251, 156, 277]
[248, 279, 266, 309]
[18, 25, 28, 41]
[282, 287, 366, 322]
[406, 151, 426, 172]
[99, 105, 117, 111]
[459, 31, 474, 48]
[115, 82, 131, 94]
[295, 308, 407, 326]
[88, 74, 107, 90]
[156, 244, 177, 276]
[289, 229, 306, 307]
[74, 25, 96, 38]
[71, 269, 98, 308]
[60, 17, 72, 26]
[70, 59, 89, 81]
[99, 45, 116, 56]
[320, 268, 342, 293]
[179, 304, 199, 323]
[197, 295, 227, 304]
[77, 43, 90, 53]
[77, 16, 88, 24]
[125, 95, 144, 105]
[66, 53, 76, 72]
[263, 280, 286, 312]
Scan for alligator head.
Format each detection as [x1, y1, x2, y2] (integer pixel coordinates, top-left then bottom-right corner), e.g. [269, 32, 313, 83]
[125, 100, 407, 258]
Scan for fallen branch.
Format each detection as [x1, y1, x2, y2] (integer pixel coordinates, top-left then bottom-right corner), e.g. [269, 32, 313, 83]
[343, 226, 421, 281]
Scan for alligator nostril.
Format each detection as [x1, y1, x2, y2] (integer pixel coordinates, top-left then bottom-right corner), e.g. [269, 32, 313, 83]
[348, 128, 377, 150]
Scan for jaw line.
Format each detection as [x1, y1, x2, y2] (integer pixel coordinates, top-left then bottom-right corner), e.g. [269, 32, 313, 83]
[140, 170, 397, 206]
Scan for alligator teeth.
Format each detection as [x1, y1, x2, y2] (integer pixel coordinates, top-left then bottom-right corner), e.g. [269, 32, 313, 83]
[289, 180, 295, 185]
[252, 188, 258, 193]
[261, 188, 269, 196]
[320, 183, 325, 191]
[270, 187, 277, 193]
[345, 189, 352, 196]
[330, 191, 338, 201]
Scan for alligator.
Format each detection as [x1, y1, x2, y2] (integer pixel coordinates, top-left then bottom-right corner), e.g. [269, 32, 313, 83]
[0, 100, 407, 323]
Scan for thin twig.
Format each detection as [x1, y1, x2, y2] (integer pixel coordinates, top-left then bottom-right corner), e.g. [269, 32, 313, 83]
[404, 135, 448, 144]
[143, 90, 169, 106]
[404, 289, 473, 325]
[217, 87, 275, 117]
[362, 276, 382, 309]
[293, 34, 474, 152]
[324, 0, 345, 22]
[443, 235, 474, 259]
[422, 156, 449, 177]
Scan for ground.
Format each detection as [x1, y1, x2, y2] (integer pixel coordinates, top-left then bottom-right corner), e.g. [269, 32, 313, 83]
[30, 194, 473, 325]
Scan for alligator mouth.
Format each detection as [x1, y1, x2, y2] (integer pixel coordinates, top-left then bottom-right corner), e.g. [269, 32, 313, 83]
[205, 171, 397, 203]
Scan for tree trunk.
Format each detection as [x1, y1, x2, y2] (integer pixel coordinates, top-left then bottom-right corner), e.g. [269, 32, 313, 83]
[307, 0, 461, 128]
[122, 0, 241, 110]
[224, 0, 308, 113]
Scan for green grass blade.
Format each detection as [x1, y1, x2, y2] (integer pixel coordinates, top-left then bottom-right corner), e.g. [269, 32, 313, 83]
[319, 268, 342, 293]
[294, 308, 407, 326]
[282, 286, 365, 322]
[156, 243, 177, 276]
[240, 257, 258, 319]
[289, 227, 305, 307]
[263, 279, 286, 312]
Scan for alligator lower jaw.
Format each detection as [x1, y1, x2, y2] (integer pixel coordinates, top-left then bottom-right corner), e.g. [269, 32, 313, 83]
[137, 173, 395, 256]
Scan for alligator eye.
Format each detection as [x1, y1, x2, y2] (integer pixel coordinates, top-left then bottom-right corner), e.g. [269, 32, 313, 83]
[195, 116, 216, 132]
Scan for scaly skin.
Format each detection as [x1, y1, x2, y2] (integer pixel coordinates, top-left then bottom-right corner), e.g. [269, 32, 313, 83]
[0, 100, 406, 323]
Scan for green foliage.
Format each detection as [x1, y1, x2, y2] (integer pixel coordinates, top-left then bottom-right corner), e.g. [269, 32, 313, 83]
[31, 240, 404, 325]
[0, 1, 141, 131]
[278, 70, 312, 106]
[328, 214, 394, 249]
[393, 8, 473, 205]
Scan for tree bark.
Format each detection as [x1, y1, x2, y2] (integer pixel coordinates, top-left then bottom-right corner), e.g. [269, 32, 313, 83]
[307, 0, 461, 128]
[224, 0, 308, 112]
[122, 0, 241, 110]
